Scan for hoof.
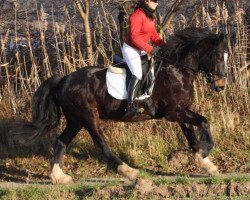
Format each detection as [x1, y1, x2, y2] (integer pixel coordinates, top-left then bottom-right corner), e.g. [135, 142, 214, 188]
[117, 163, 139, 180]
[50, 173, 73, 185]
[50, 163, 74, 184]
[204, 162, 219, 175]
[195, 153, 219, 176]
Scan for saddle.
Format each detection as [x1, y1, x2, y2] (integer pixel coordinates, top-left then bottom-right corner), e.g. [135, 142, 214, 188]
[106, 55, 155, 100]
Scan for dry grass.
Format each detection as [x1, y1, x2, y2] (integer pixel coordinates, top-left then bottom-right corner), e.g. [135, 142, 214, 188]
[0, 1, 249, 181]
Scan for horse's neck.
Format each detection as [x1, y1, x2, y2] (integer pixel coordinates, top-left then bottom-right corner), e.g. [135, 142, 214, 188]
[150, 65, 195, 114]
[156, 65, 196, 91]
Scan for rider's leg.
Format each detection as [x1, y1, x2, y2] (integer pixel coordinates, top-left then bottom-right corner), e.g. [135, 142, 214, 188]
[122, 43, 142, 80]
[125, 75, 140, 117]
[122, 43, 143, 117]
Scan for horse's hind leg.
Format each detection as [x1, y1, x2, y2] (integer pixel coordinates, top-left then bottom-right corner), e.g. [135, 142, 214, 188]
[83, 110, 139, 180]
[50, 121, 82, 184]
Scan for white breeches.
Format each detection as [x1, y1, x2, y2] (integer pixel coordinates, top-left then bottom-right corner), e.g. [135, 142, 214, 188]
[122, 43, 146, 79]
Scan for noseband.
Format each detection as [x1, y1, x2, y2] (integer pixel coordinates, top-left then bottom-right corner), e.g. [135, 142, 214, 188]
[204, 72, 225, 83]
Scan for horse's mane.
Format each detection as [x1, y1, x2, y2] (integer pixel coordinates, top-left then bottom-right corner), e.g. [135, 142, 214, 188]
[160, 27, 218, 60]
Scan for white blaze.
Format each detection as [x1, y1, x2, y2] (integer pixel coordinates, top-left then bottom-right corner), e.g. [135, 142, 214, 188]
[224, 53, 228, 75]
[224, 53, 228, 62]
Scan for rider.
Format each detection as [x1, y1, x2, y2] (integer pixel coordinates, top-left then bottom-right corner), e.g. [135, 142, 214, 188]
[122, 0, 165, 118]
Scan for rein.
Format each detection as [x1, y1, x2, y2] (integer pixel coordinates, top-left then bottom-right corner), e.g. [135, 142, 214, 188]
[153, 54, 199, 75]
[154, 48, 226, 83]
[109, 45, 226, 86]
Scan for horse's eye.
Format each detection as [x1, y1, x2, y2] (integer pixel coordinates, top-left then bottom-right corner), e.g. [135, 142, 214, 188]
[214, 52, 224, 59]
[216, 56, 224, 62]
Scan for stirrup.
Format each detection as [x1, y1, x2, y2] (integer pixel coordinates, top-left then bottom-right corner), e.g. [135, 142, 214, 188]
[145, 98, 155, 117]
[123, 105, 144, 119]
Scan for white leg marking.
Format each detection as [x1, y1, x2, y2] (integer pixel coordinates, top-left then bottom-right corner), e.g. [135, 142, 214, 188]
[50, 163, 73, 184]
[117, 162, 139, 180]
[195, 153, 219, 175]
[51, 164, 62, 178]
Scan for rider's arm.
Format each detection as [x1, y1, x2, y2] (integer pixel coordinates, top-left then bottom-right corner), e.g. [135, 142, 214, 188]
[129, 12, 153, 53]
[151, 23, 165, 46]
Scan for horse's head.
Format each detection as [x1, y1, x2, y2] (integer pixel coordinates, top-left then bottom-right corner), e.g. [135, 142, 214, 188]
[159, 28, 229, 92]
[199, 33, 228, 92]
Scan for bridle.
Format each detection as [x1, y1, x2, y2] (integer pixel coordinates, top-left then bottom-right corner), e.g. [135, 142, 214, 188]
[154, 47, 227, 84]
[200, 48, 227, 84]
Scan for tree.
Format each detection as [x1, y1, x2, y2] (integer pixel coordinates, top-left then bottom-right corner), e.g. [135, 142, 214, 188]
[74, 0, 94, 65]
[160, 0, 185, 33]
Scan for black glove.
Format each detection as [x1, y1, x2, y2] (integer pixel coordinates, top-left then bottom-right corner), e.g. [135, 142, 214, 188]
[151, 46, 161, 55]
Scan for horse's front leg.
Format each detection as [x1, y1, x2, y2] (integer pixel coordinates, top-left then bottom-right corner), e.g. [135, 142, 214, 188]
[165, 109, 219, 175]
[179, 123, 199, 152]
[179, 122, 219, 175]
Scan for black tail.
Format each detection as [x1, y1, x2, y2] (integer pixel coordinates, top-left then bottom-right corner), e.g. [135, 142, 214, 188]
[12, 75, 63, 145]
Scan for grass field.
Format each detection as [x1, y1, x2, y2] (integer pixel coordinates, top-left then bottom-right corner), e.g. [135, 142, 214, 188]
[0, 173, 249, 199]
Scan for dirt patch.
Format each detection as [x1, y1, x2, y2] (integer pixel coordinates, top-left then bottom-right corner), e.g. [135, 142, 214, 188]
[0, 175, 249, 199]
[92, 178, 250, 199]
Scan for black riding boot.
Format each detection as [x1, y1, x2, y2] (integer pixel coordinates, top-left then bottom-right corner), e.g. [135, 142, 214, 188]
[145, 98, 156, 117]
[124, 75, 141, 118]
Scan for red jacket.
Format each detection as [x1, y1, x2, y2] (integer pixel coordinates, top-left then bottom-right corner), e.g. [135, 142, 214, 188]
[125, 8, 164, 53]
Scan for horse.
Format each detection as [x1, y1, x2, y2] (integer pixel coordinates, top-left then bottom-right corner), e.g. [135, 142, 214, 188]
[12, 27, 228, 184]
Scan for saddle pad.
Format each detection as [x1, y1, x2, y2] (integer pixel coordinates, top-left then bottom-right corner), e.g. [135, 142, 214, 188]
[106, 66, 152, 101]
[106, 68, 128, 100]
[108, 65, 126, 74]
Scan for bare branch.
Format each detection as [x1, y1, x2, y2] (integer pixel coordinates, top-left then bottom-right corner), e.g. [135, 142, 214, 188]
[160, 0, 185, 32]
[74, 0, 93, 65]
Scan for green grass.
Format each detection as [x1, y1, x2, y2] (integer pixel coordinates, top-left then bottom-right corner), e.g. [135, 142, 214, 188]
[153, 173, 250, 186]
[0, 183, 103, 200]
[0, 174, 249, 199]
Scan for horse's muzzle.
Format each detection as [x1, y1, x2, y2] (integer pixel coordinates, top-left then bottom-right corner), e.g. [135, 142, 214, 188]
[212, 85, 225, 92]
[211, 77, 226, 92]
